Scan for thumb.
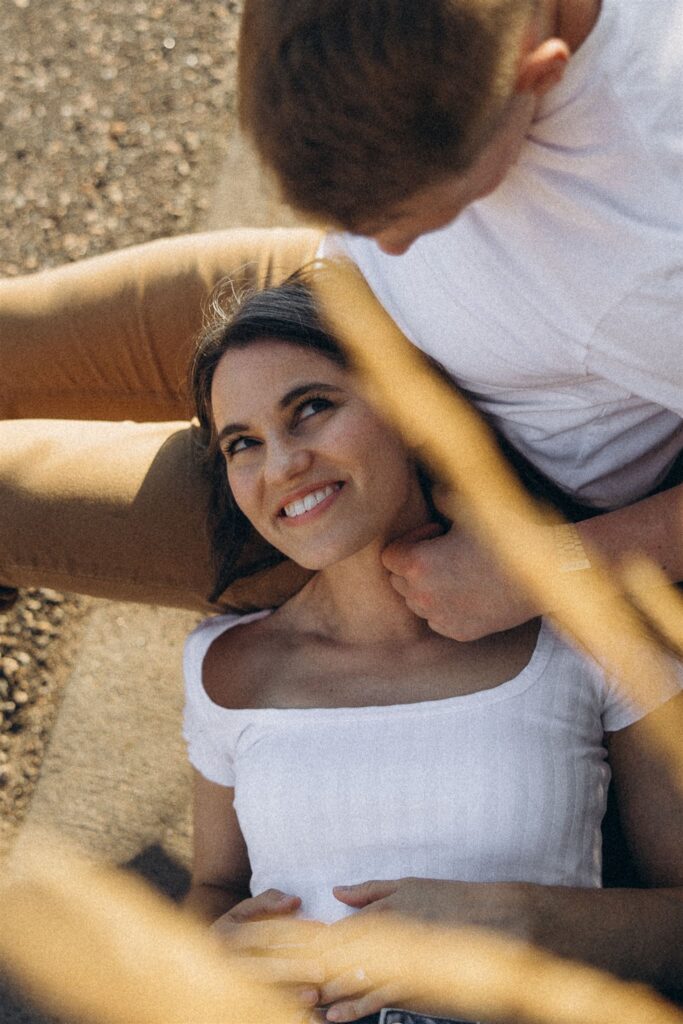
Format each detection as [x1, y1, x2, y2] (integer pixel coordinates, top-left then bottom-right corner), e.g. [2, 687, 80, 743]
[382, 522, 446, 573]
[229, 889, 301, 922]
[393, 521, 446, 545]
[332, 879, 400, 908]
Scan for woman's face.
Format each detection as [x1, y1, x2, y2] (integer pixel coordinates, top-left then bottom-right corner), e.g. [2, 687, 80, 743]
[210, 340, 427, 569]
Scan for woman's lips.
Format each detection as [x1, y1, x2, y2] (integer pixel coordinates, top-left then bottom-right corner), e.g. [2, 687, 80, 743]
[278, 482, 344, 524]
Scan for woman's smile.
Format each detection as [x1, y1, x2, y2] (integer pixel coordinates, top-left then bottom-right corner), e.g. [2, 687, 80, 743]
[278, 481, 344, 523]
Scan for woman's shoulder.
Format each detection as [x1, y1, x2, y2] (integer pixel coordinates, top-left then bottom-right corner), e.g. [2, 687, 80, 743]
[184, 607, 299, 710]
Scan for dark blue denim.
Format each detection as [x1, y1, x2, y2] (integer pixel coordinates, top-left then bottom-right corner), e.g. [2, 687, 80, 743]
[356, 1010, 481, 1024]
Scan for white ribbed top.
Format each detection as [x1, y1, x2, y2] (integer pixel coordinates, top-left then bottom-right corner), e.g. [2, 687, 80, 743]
[183, 614, 681, 923]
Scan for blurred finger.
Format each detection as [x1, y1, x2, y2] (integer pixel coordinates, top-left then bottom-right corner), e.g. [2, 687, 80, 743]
[325, 984, 397, 1022]
[296, 987, 321, 1008]
[319, 966, 374, 1004]
[228, 917, 327, 951]
[239, 955, 327, 986]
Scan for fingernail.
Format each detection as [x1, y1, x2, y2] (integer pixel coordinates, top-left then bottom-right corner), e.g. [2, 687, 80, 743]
[299, 989, 318, 1006]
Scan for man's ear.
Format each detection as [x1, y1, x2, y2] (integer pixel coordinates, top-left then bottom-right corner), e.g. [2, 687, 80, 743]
[515, 38, 570, 96]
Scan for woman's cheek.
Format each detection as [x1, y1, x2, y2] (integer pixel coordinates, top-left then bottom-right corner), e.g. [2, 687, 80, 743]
[325, 408, 383, 460]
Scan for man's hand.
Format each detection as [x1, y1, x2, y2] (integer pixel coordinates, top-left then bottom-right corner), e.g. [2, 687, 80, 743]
[212, 889, 325, 1007]
[382, 522, 537, 640]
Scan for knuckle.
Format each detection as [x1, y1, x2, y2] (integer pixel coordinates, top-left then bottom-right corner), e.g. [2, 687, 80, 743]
[409, 593, 431, 615]
[386, 547, 416, 576]
[402, 552, 421, 577]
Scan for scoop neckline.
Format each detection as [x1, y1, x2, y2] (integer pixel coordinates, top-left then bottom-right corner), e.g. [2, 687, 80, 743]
[194, 612, 558, 719]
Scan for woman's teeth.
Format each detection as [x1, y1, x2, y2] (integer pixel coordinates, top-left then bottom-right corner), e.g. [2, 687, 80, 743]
[282, 484, 338, 519]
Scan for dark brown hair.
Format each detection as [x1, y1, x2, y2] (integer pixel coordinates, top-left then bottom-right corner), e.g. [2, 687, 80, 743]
[239, 0, 536, 229]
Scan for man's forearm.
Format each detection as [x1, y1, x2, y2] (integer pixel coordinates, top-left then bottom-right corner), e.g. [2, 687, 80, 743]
[577, 483, 683, 582]
[525, 883, 683, 997]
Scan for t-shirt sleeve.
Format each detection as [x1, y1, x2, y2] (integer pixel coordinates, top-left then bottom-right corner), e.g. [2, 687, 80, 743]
[182, 619, 236, 787]
[600, 649, 683, 733]
[587, 265, 683, 418]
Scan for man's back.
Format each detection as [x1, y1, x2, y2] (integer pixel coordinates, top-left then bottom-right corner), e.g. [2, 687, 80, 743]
[334, 0, 683, 508]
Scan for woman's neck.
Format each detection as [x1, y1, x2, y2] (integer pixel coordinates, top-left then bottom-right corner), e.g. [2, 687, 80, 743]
[298, 540, 432, 645]
[287, 489, 436, 646]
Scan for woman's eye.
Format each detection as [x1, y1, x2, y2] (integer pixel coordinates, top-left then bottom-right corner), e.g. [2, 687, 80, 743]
[225, 436, 258, 457]
[297, 397, 333, 421]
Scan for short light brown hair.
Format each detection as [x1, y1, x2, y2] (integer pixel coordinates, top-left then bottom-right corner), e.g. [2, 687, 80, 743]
[239, 0, 536, 230]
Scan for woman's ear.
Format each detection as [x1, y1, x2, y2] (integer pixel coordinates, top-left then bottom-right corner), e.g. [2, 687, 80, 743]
[515, 37, 570, 96]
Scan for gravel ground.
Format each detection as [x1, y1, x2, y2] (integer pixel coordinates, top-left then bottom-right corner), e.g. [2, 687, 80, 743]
[0, 0, 244, 854]
[0, 590, 86, 859]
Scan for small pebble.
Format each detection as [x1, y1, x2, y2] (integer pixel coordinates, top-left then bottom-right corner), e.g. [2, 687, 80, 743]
[1, 657, 20, 678]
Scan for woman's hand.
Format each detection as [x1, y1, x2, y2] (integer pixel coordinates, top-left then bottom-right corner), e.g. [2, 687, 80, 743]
[211, 886, 302, 936]
[316, 878, 531, 1021]
[212, 888, 327, 1008]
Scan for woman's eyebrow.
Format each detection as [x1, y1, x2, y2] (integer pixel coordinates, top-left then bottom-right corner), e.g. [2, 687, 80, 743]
[216, 421, 248, 446]
[279, 381, 340, 409]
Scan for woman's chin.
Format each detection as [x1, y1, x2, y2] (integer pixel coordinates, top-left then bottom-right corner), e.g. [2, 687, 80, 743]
[280, 535, 374, 572]
[287, 550, 341, 572]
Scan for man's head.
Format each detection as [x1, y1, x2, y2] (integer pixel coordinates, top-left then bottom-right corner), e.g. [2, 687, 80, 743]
[239, 0, 570, 250]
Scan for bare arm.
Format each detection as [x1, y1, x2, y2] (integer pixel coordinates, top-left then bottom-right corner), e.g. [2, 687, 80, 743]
[183, 769, 324, 1006]
[520, 690, 683, 989]
[183, 770, 302, 923]
[182, 770, 254, 923]
[577, 483, 683, 584]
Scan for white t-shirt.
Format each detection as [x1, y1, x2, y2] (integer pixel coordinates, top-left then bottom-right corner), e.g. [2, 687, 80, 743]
[330, 0, 683, 508]
[183, 612, 681, 923]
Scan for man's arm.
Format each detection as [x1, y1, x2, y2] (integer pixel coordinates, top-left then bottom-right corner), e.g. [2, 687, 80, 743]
[382, 482, 683, 641]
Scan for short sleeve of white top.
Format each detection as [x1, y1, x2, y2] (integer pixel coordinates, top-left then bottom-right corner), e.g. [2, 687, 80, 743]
[325, 0, 683, 509]
[183, 613, 682, 923]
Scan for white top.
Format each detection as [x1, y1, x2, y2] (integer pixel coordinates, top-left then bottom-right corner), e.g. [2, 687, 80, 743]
[327, 0, 683, 508]
[183, 612, 681, 924]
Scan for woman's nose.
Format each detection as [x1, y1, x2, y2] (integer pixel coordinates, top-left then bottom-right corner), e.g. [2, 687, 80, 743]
[263, 440, 312, 484]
